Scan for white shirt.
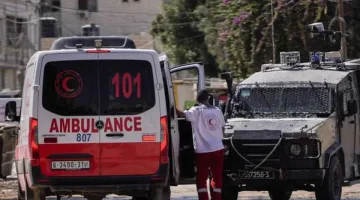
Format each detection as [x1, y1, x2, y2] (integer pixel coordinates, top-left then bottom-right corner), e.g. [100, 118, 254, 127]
[184, 104, 225, 153]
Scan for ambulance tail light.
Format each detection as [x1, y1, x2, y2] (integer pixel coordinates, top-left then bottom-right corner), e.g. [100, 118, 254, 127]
[160, 116, 169, 164]
[29, 118, 39, 166]
[86, 49, 110, 53]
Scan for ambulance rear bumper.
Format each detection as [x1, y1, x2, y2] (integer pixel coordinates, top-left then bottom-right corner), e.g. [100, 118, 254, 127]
[28, 164, 169, 192]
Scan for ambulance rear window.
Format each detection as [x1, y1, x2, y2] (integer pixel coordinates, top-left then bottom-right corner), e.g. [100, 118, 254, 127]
[42, 60, 99, 116]
[98, 60, 155, 115]
[42, 59, 156, 116]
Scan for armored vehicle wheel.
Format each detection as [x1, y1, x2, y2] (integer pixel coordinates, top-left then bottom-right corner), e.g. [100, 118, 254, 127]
[222, 186, 238, 200]
[315, 156, 342, 200]
[268, 190, 292, 200]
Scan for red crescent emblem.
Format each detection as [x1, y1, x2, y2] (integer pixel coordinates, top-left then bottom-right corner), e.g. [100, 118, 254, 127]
[55, 70, 83, 98]
[209, 119, 214, 125]
[62, 77, 75, 92]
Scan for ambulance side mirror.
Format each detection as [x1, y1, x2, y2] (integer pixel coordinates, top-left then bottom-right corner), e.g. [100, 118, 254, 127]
[5, 101, 19, 122]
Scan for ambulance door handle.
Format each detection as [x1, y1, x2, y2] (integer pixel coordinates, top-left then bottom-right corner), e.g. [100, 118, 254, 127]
[106, 133, 124, 138]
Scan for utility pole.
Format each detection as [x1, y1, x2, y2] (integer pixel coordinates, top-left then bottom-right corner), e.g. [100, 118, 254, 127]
[338, 0, 347, 60]
[271, 0, 276, 64]
[38, 2, 43, 51]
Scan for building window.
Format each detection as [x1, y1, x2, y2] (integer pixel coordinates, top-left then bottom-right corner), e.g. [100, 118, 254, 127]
[6, 16, 27, 46]
[78, 0, 97, 12]
[51, 0, 61, 12]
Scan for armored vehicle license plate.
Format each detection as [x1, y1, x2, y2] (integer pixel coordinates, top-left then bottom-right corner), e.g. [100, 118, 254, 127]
[238, 170, 274, 179]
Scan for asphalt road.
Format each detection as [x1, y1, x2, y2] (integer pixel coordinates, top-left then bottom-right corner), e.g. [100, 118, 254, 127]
[3, 163, 360, 200]
[3, 179, 360, 200]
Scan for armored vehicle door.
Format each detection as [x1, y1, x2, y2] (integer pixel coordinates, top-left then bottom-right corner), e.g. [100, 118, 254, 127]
[338, 76, 358, 179]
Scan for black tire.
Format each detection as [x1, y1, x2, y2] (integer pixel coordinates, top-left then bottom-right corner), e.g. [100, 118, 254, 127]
[148, 186, 163, 200]
[162, 184, 171, 200]
[84, 195, 104, 200]
[268, 190, 292, 200]
[133, 184, 171, 200]
[222, 186, 238, 200]
[315, 156, 343, 200]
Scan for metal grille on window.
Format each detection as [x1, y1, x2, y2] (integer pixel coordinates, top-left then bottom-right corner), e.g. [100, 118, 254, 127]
[230, 82, 334, 118]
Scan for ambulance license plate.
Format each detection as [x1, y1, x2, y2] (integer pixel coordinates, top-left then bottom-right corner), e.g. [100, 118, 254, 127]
[238, 170, 274, 179]
[51, 161, 90, 170]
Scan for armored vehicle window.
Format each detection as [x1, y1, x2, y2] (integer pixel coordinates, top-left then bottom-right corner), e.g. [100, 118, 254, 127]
[232, 83, 333, 118]
[282, 87, 330, 113]
[343, 91, 353, 113]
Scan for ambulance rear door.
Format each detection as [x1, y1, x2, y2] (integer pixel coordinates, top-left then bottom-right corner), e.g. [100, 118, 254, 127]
[170, 63, 206, 182]
[159, 54, 180, 185]
[37, 52, 101, 177]
[98, 51, 162, 176]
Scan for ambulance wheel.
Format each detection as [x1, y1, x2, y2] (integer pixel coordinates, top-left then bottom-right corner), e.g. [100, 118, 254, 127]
[162, 184, 171, 200]
[222, 186, 238, 200]
[315, 156, 342, 200]
[268, 190, 292, 200]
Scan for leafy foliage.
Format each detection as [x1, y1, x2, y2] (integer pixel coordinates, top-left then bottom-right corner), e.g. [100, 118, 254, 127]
[151, 0, 360, 79]
[150, 0, 219, 77]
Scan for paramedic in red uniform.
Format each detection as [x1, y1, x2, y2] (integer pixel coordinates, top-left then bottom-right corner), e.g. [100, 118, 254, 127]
[176, 89, 225, 200]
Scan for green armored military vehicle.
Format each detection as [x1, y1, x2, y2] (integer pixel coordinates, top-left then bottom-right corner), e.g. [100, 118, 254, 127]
[221, 50, 360, 200]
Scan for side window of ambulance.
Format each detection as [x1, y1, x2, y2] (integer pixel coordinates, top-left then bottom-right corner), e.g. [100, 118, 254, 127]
[98, 60, 156, 115]
[171, 68, 199, 110]
[42, 60, 99, 116]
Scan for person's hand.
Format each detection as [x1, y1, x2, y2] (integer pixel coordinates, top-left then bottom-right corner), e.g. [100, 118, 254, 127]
[175, 108, 181, 116]
[175, 108, 186, 118]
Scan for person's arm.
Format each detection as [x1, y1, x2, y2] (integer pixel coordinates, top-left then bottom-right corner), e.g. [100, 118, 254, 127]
[176, 108, 186, 118]
[176, 107, 197, 122]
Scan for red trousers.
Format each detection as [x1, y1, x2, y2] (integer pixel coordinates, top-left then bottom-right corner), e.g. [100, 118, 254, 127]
[195, 149, 224, 200]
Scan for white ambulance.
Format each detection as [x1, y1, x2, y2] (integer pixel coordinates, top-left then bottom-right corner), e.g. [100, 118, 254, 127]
[5, 36, 217, 200]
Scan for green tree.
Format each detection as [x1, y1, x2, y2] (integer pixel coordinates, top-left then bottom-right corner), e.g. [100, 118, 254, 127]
[152, 0, 356, 80]
[150, 0, 219, 77]
[198, 0, 327, 78]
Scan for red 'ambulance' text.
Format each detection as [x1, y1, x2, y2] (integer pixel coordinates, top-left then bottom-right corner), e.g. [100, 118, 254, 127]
[49, 117, 142, 133]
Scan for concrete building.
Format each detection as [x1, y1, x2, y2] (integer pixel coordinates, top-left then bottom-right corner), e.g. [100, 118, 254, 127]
[0, 0, 40, 91]
[40, 0, 165, 50]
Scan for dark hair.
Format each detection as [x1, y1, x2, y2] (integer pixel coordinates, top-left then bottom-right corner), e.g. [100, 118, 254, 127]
[196, 89, 209, 103]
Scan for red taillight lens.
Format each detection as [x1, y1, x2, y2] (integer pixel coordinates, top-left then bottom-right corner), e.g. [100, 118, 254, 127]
[160, 116, 169, 164]
[86, 49, 110, 53]
[29, 118, 39, 166]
